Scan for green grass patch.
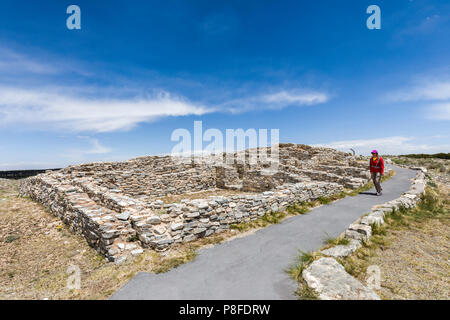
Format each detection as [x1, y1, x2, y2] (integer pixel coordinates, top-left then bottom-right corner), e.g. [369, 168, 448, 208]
[398, 152, 450, 160]
[294, 281, 320, 300]
[5, 235, 20, 243]
[262, 210, 286, 224]
[329, 191, 348, 201]
[286, 202, 311, 215]
[370, 223, 387, 236]
[324, 235, 350, 246]
[285, 251, 316, 281]
[285, 250, 321, 300]
[153, 248, 197, 274]
[370, 234, 390, 247]
[317, 196, 332, 205]
[427, 180, 437, 188]
[229, 213, 278, 232]
[126, 234, 139, 242]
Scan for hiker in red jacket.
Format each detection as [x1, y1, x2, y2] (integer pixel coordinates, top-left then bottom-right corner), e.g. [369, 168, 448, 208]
[369, 150, 384, 196]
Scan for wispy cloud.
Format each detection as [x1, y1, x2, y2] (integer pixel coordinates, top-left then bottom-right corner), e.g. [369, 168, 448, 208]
[0, 46, 91, 78]
[426, 102, 450, 120]
[0, 46, 331, 132]
[396, 14, 446, 37]
[0, 86, 329, 132]
[314, 136, 450, 155]
[220, 89, 329, 113]
[0, 47, 58, 75]
[0, 86, 213, 132]
[388, 80, 450, 102]
[387, 77, 450, 121]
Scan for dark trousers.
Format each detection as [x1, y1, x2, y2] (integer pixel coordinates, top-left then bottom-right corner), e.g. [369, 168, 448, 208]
[371, 172, 382, 193]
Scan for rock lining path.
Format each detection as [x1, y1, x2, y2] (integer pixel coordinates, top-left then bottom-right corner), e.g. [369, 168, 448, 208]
[111, 165, 415, 299]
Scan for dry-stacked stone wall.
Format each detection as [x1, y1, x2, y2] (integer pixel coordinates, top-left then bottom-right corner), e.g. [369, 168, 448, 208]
[20, 143, 370, 263]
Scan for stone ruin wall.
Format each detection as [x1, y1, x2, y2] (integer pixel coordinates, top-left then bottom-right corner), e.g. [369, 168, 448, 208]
[61, 156, 217, 200]
[19, 143, 371, 263]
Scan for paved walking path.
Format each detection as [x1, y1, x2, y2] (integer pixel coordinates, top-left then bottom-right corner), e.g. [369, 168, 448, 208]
[111, 165, 415, 300]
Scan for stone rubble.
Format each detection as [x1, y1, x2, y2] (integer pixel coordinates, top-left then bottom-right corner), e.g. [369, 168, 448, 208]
[19, 143, 370, 262]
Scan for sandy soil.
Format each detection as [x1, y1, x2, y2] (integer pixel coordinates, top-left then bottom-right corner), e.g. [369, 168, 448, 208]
[369, 218, 449, 299]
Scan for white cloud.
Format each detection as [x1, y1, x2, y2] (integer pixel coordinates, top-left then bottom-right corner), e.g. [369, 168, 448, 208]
[221, 89, 329, 113]
[0, 46, 331, 131]
[426, 102, 450, 120]
[387, 79, 450, 121]
[0, 86, 330, 132]
[0, 87, 213, 132]
[0, 46, 94, 79]
[262, 91, 328, 105]
[388, 80, 450, 102]
[0, 47, 57, 75]
[314, 136, 450, 155]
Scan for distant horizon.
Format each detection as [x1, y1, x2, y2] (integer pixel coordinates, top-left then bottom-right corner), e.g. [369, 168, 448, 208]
[1, 143, 448, 171]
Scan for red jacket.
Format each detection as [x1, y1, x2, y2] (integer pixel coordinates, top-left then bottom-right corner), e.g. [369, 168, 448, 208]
[370, 157, 384, 175]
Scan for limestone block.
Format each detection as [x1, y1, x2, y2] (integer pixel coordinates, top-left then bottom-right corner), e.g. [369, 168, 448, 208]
[302, 258, 380, 300]
[320, 239, 362, 258]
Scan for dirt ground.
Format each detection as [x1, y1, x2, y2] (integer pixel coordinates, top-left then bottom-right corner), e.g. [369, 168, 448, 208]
[158, 188, 256, 203]
[368, 217, 449, 299]
[1, 178, 109, 299]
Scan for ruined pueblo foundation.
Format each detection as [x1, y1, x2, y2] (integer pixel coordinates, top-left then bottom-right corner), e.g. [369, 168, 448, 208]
[19, 143, 371, 263]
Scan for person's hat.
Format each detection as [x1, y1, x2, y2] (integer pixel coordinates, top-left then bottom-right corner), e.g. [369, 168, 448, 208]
[371, 150, 378, 154]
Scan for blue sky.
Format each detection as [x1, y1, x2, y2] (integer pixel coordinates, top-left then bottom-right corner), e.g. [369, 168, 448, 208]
[0, 0, 449, 169]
